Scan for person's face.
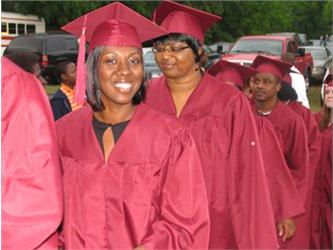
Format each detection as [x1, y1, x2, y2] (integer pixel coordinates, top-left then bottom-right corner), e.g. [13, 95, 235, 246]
[324, 85, 333, 108]
[62, 63, 77, 87]
[32, 63, 47, 86]
[252, 73, 281, 102]
[98, 46, 143, 107]
[153, 40, 198, 80]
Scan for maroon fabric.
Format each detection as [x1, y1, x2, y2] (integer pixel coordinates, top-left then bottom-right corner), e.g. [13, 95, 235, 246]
[253, 101, 310, 248]
[310, 112, 332, 249]
[278, 101, 322, 248]
[253, 115, 305, 223]
[56, 104, 210, 249]
[153, 0, 221, 43]
[252, 55, 292, 79]
[2, 57, 63, 249]
[145, 73, 278, 249]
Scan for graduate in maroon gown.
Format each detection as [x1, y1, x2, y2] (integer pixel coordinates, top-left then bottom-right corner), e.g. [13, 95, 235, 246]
[2, 57, 63, 249]
[250, 55, 310, 248]
[208, 60, 305, 242]
[311, 74, 332, 249]
[145, 1, 278, 249]
[58, 2, 210, 249]
[278, 76, 322, 248]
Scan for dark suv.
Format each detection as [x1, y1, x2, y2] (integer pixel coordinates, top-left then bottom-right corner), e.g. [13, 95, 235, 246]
[4, 32, 78, 84]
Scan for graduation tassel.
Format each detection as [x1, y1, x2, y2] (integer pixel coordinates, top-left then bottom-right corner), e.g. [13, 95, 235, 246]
[74, 15, 87, 105]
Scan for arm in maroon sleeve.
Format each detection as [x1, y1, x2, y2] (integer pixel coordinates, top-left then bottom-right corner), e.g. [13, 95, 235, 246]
[285, 116, 309, 202]
[2, 58, 63, 250]
[226, 95, 278, 249]
[140, 128, 210, 250]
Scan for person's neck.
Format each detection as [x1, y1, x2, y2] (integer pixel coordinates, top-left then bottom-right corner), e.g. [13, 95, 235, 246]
[94, 103, 135, 125]
[256, 96, 278, 114]
[166, 69, 202, 95]
[62, 82, 74, 90]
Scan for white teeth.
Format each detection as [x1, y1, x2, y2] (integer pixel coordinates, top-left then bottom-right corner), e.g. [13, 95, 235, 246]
[114, 82, 131, 90]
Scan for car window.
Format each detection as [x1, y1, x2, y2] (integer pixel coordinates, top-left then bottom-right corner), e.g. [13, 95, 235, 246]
[8, 36, 43, 52]
[46, 37, 65, 51]
[308, 49, 326, 60]
[230, 39, 283, 55]
[287, 41, 297, 53]
[144, 51, 155, 63]
[64, 37, 78, 51]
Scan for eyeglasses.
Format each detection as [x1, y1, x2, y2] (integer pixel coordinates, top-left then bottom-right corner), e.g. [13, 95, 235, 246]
[152, 45, 190, 54]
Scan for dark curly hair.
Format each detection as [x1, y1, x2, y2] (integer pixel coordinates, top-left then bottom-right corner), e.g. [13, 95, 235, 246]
[5, 50, 39, 74]
[153, 33, 208, 68]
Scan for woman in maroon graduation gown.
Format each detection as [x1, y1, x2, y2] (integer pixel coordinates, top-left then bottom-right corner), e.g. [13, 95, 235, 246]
[145, 1, 278, 249]
[57, 2, 210, 249]
[311, 74, 332, 249]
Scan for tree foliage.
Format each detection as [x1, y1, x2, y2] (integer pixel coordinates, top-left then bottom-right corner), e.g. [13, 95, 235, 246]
[2, 0, 332, 44]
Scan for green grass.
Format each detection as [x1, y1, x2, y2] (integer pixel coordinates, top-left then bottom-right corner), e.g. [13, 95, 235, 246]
[45, 84, 59, 96]
[308, 84, 322, 112]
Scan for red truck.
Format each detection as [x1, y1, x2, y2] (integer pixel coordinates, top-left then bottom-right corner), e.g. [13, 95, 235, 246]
[222, 35, 313, 87]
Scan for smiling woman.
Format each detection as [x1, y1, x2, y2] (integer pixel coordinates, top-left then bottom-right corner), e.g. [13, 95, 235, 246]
[55, 2, 210, 250]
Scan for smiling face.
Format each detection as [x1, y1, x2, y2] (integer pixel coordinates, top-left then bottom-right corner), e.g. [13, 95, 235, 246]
[154, 40, 198, 80]
[97, 46, 144, 107]
[252, 73, 281, 102]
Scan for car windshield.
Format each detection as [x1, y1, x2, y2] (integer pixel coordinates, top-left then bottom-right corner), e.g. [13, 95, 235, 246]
[144, 51, 156, 63]
[307, 49, 326, 60]
[230, 39, 283, 56]
[8, 37, 43, 52]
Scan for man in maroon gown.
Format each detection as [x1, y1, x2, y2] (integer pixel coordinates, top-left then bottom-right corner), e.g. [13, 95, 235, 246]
[251, 55, 310, 248]
[208, 60, 305, 240]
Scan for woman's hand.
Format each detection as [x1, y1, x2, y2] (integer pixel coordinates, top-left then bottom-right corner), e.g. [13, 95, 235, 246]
[277, 218, 296, 242]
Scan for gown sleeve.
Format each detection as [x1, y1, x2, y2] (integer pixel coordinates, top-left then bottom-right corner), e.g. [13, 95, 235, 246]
[226, 95, 278, 249]
[285, 115, 309, 202]
[256, 117, 305, 222]
[140, 128, 210, 250]
[2, 64, 63, 250]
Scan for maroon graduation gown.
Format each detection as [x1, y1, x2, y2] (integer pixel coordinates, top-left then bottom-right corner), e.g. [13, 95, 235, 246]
[282, 101, 322, 248]
[254, 101, 309, 248]
[311, 112, 332, 249]
[56, 104, 210, 249]
[253, 115, 305, 223]
[145, 73, 278, 249]
[2, 57, 63, 249]
[257, 101, 309, 202]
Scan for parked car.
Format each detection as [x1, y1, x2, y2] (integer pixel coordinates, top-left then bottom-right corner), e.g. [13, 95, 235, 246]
[143, 50, 163, 79]
[222, 35, 313, 87]
[209, 41, 233, 54]
[300, 46, 332, 83]
[203, 45, 220, 69]
[4, 32, 79, 84]
[267, 32, 301, 46]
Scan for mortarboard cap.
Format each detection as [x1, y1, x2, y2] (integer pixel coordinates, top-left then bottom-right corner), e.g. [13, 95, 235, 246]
[63, 1, 167, 51]
[251, 55, 292, 80]
[208, 60, 258, 88]
[152, 0, 222, 43]
[62, 2, 167, 105]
